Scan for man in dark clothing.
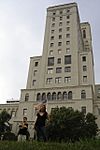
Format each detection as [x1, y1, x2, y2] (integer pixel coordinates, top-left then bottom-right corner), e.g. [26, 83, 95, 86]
[34, 104, 48, 142]
[18, 117, 28, 141]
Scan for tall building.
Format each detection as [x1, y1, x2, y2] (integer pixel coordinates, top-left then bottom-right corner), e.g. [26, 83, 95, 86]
[0, 2, 100, 136]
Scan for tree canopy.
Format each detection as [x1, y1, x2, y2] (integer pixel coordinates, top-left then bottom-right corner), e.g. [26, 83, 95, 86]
[46, 107, 98, 142]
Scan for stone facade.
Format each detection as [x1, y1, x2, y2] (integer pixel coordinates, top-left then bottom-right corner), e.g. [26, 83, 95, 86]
[0, 2, 100, 137]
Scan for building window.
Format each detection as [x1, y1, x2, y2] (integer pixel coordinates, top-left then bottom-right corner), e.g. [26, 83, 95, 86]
[60, 17, 62, 20]
[53, 12, 56, 15]
[55, 77, 61, 83]
[51, 30, 54, 34]
[59, 10, 63, 14]
[83, 76, 87, 82]
[11, 111, 16, 118]
[65, 66, 71, 72]
[82, 56, 86, 62]
[34, 70, 37, 76]
[67, 15, 70, 19]
[52, 23, 55, 27]
[83, 30, 86, 38]
[66, 34, 70, 38]
[66, 21, 70, 25]
[42, 93, 46, 101]
[25, 93, 29, 101]
[35, 62, 38, 67]
[48, 57, 54, 66]
[67, 9, 70, 13]
[66, 27, 70, 31]
[66, 48, 70, 53]
[56, 67, 62, 73]
[57, 92, 62, 100]
[83, 65, 87, 71]
[47, 93, 51, 101]
[57, 58, 61, 64]
[81, 106, 86, 114]
[65, 55, 71, 64]
[37, 93, 41, 101]
[98, 88, 100, 94]
[68, 91, 72, 99]
[63, 91, 67, 100]
[81, 90, 86, 99]
[66, 41, 70, 45]
[46, 78, 52, 84]
[59, 35, 62, 39]
[59, 22, 62, 26]
[32, 80, 36, 86]
[47, 68, 53, 74]
[52, 92, 56, 100]
[51, 36, 54, 40]
[58, 42, 62, 46]
[50, 43, 54, 47]
[52, 17, 55, 21]
[59, 28, 62, 32]
[64, 77, 71, 83]
[49, 50, 53, 55]
[23, 108, 27, 116]
[58, 49, 61, 54]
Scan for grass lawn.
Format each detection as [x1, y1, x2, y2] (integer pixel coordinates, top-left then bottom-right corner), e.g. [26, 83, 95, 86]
[0, 139, 100, 150]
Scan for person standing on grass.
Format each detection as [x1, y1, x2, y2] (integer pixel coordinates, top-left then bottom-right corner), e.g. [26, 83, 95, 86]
[34, 104, 48, 142]
[17, 117, 28, 141]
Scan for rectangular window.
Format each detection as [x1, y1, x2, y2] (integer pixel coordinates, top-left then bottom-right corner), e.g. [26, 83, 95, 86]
[49, 50, 53, 55]
[52, 23, 55, 27]
[58, 42, 62, 46]
[48, 57, 54, 66]
[65, 55, 71, 64]
[55, 77, 61, 83]
[51, 30, 54, 34]
[59, 22, 62, 26]
[51, 36, 54, 40]
[81, 106, 86, 114]
[58, 49, 61, 54]
[66, 27, 70, 31]
[83, 76, 87, 82]
[50, 43, 54, 47]
[46, 78, 52, 84]
[56, 67, 62, 73]
[66, 41, 70, 45]
[65, 66, 71, 72]
[66, 34, 70, 38]
[34, 70, 37, 76]
[52, 17, 55, 21]
[23, 108, 27, 116]
[60, 17, 62, 20]
[64, 77, 71, 83]
[47, 68, 53, 74]
[59, 35, 62, 39]
[11, 111, 16, 118]
[66, 48, 70, 53]
[66, 21, 70, 25]
[59, 28, 62, 32]
[67, 15, 70, 19]
[35, 62, 38, 67]
[32, 80, 36, 86]
[82, 56, 86, 61]
[57, 58, 61, 64]
[83, 65, 87, 71]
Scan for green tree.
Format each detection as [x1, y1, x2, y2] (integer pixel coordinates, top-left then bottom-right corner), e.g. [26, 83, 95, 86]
[0, 110, 11, 134]
[46, 107, 98, 142]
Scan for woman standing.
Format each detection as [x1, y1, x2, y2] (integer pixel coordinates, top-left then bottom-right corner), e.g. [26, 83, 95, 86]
[34, 104, 48, 142]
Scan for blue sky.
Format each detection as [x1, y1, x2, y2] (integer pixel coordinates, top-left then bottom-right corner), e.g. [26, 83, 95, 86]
[0, 0, 100, 103]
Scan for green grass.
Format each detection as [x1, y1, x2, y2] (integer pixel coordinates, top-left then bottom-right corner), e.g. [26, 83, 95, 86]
[0, 139, 100, 150]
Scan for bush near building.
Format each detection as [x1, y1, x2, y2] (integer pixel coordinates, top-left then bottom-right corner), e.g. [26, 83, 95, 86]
[46, 107, 98, 142]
